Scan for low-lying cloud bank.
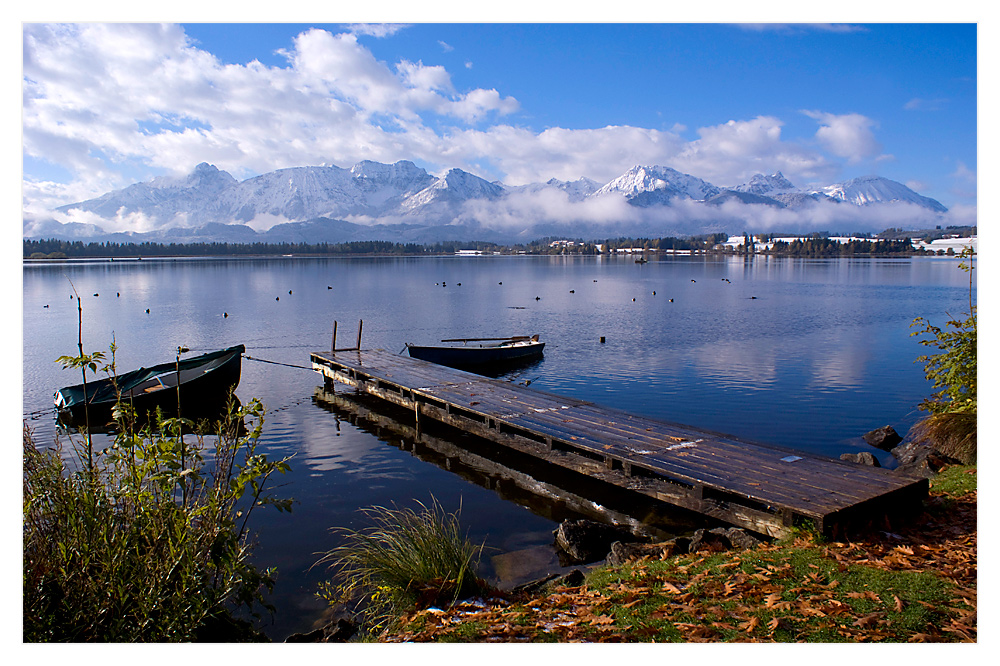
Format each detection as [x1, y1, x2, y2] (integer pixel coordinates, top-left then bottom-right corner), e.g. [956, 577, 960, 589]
[27, 189, 972, 244]
[368, 189, 972, 239]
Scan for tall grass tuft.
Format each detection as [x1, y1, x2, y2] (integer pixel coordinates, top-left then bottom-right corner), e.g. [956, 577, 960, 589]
[910, 411, 977, 465]
[23, 397, 293, 642]
[318, 498, 486, 632]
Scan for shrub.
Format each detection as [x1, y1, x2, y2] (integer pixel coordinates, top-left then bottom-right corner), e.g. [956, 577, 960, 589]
[909, 248, 977, 463]
[22, 397, 292, 642]
[317, 498, 487, 633]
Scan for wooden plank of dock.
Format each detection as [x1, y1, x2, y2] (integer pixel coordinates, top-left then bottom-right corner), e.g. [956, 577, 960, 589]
[311, 349, 928, 539]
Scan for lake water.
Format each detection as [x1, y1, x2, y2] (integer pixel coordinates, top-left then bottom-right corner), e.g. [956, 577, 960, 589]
[22, 253, 974, 639]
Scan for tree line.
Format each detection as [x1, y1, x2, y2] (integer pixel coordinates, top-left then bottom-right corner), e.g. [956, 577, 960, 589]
[23, 233, 939, 259]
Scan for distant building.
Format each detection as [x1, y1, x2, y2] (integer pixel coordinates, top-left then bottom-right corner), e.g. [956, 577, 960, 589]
[912, 236, 977, 253]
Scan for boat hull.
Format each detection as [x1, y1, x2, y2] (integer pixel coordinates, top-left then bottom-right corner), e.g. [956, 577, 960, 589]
[405, 340, 544, 370]
[54, 345, 245, 427]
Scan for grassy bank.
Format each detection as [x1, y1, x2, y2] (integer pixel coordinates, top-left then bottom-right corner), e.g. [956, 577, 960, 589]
[380, 466, 976, 643]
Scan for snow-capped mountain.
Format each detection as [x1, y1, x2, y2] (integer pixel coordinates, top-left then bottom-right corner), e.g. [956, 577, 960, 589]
[593, 165, 721, 205]
[818, 175, 948, 212]
[399, 168, 505, 217]
[58, 162, 239, 221]
[705, 190, 786, 208]
[35, 160, 950, 243]
[57, 160, 498, 225]
[507, 177, 602, 201]
[731, 172, 798, 197]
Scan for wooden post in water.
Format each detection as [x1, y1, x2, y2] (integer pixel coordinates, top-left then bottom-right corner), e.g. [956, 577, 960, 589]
[331, 319, 363, 352]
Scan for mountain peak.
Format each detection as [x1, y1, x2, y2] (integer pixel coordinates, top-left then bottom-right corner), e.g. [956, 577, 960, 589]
[44, 159, 950, 242]
[733, 172, 797, 196]
[593, 164, 720, 203]
[821, 175, 947, 212]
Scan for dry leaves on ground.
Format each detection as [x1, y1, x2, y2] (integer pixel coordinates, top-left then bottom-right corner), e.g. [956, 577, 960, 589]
[384, 490, 976, 643]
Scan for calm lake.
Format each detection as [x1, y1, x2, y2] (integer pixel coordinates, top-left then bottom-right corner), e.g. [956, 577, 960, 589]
[22, 253, 973, 639]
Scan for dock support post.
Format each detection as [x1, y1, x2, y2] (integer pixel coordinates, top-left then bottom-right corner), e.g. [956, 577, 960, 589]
[331, 321, 337, 352]
[356, 319, 364, 350]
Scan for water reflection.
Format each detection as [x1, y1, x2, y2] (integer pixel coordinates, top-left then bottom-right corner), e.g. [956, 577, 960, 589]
[310, 385, 708, 546]
[23, 254, 973, 638]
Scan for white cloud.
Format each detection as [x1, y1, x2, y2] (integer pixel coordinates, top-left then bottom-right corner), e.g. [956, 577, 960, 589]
[439, 124, 686, 185]
[22, 24, 523, 200]
[23, 22, 954, 228]
[803, 110, 883, 164]
[949, 161, 977, 202]
[344, 24, 409, 38]
[735, 24, 867, 34]
[904, 97, 948, 111]
[952, 161, 976, 184]
[672, 116, 836, 187]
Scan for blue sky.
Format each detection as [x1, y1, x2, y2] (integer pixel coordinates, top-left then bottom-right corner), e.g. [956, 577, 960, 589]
[21, 19, 979, 226]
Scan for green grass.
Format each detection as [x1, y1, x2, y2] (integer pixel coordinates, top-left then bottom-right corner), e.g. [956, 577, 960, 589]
[580, 545, 960, 642]
[929, 465, 977, 496]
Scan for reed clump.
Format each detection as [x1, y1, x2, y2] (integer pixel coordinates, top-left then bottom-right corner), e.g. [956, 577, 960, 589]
[318, 498, 487, 633]
[22, 398, 292, 642]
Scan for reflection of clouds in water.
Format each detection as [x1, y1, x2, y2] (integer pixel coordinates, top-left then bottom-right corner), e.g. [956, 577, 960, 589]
[807, 328, 871, 391]
[273, 404, 415, 478]
[689, 339, 778, 390]
[687, 327, 872, 395]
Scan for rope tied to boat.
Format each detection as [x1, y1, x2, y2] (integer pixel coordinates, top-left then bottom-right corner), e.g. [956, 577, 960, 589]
[242, 354, 314, 371]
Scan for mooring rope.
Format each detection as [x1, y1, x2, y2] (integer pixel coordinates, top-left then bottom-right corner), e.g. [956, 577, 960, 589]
[243, 354, 314, 371]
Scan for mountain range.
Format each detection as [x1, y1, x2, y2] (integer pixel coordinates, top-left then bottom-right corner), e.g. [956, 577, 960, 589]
[25, 160, 949, 244]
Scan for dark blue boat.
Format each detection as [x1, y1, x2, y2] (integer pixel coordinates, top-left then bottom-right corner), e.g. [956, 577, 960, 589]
[54, 344, 245, 427]
[404, 335, 544, 370]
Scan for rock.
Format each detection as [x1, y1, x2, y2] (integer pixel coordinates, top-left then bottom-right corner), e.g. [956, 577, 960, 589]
[840, 452, 881, 467]
[863, 425, 903, 451]
[688, 527, 763, 554]
[551, 569, 586, 588]
[285, 627, 325, 643]
[285, 605, 359, 643]
[710, 527, 764, 551]
[553, 519, 640, 565]
[605, 538, 691, 566]
[194, 612, 269, 642]
[890, 441, 925, 466]
[890, 441, 963, 478]
[511, 569, 586, 595]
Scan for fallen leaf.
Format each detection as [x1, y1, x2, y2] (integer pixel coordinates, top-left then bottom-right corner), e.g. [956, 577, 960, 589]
[853, 613, 881, 629]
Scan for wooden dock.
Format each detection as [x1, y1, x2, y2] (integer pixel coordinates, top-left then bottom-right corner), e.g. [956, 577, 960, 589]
[311, 349, 928, 539]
